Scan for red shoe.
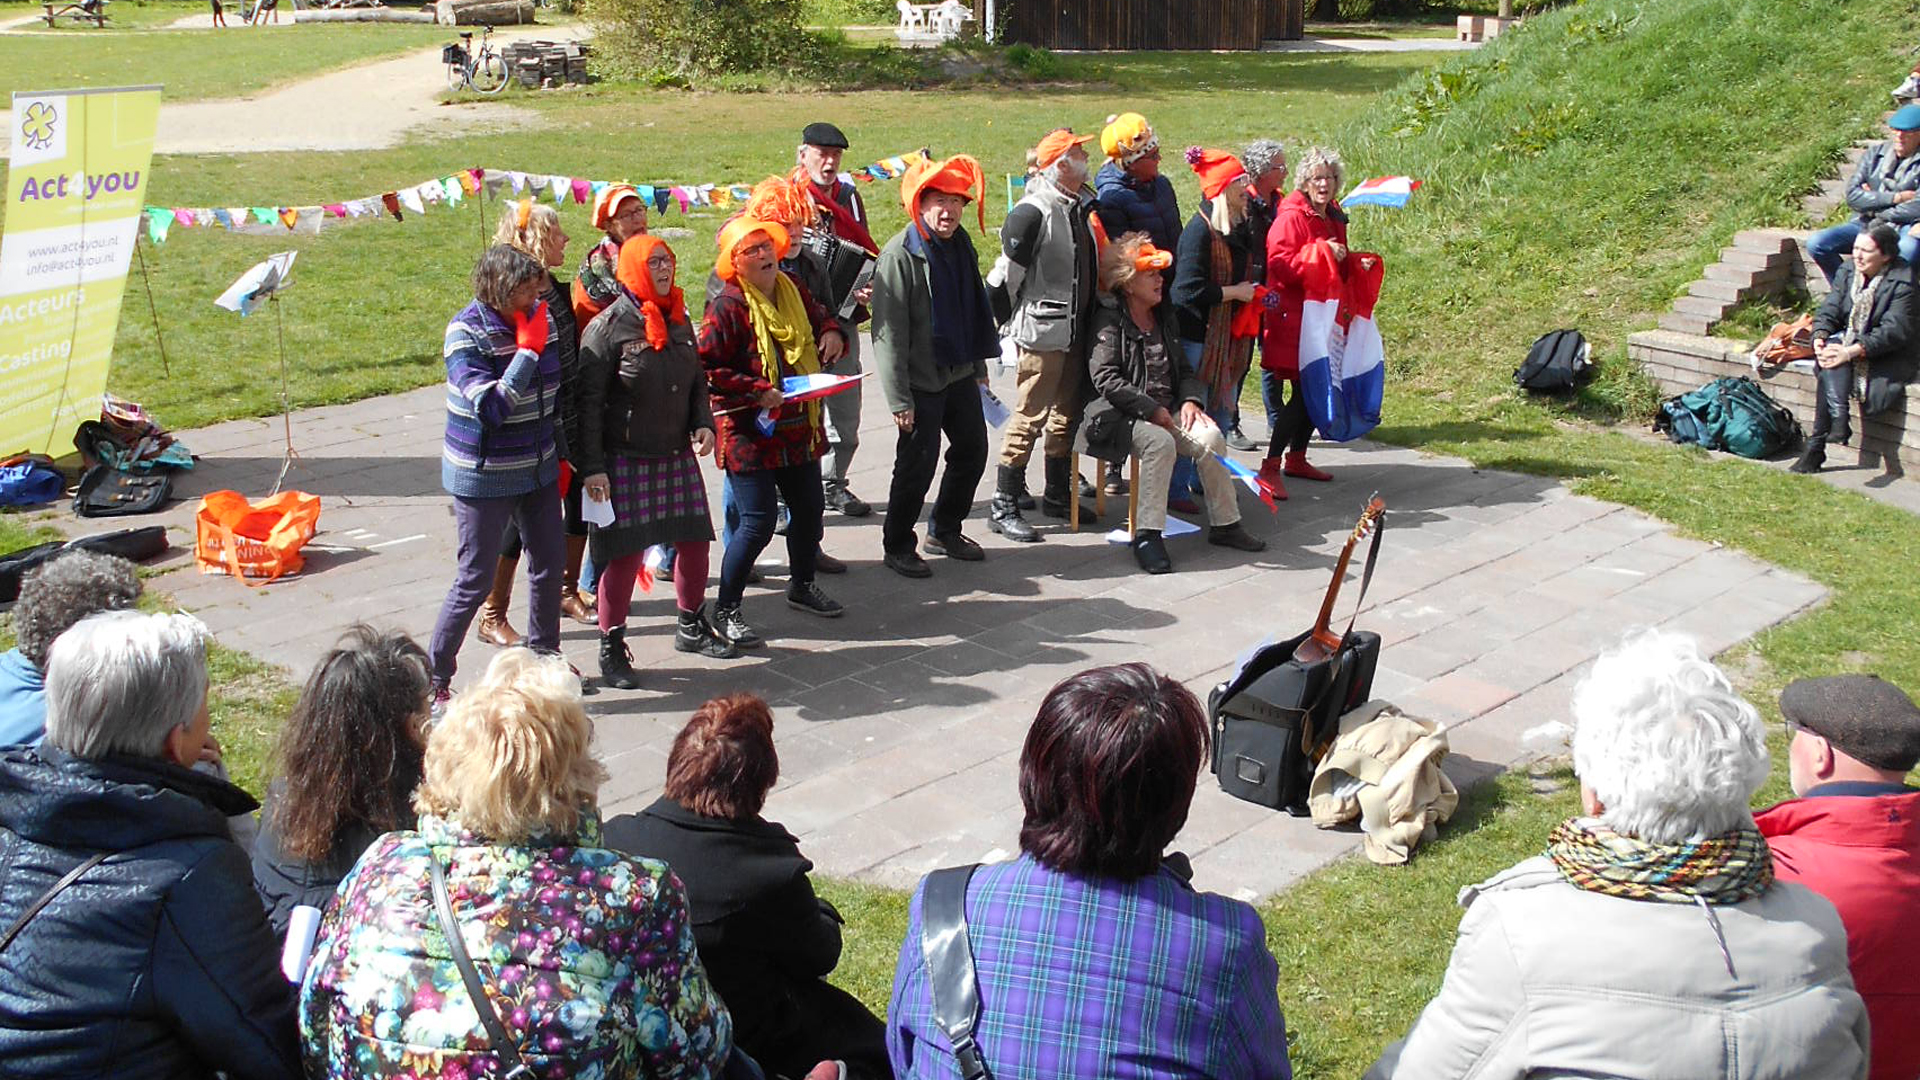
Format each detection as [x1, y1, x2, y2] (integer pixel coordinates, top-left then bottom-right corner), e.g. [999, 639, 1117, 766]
[1283, 451, 1331, 482]
[1256, 457, 1290, 502]
[804, 1063, 847, 1080]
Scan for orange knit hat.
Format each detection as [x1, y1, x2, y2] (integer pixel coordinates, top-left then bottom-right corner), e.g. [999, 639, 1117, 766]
[1185, 146, 1247, 200]
[901, 154, 987, 236]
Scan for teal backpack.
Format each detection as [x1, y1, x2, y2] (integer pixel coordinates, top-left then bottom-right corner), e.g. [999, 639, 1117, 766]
[1655, 376, 1802, 459]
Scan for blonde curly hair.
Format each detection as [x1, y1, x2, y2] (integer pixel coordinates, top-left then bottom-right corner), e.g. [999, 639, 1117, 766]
[492, 201, 563, 263]
[415, 649, 608, 844]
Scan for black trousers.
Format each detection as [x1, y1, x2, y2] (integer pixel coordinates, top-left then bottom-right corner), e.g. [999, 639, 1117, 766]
[884, 377, 989, 554]
[1808, 363, 1854, 450]
[1265, 373, 1312, 457]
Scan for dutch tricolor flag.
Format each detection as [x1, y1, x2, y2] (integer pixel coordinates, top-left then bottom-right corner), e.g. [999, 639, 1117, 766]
[756, 372, 871, 435]
[1298, 246, 1386, 443]
[1343, 176, 1421, 209]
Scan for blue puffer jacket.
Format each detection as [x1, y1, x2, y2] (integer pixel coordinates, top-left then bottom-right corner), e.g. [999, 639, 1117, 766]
[1094, 161, 1183, 252]
[0, 745, 301, 1080]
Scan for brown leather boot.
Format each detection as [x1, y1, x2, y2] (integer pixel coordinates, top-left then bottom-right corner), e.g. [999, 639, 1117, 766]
[475, 556, 522, 647]
[560, 535, 596, 624]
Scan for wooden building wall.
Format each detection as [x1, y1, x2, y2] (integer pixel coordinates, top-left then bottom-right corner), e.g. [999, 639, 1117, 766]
[983, 0, 1304, 49]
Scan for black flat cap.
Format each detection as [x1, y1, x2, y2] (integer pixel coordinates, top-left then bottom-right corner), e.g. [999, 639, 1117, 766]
[801, 122, 850, 149]
[1781, 674, 1920, 772]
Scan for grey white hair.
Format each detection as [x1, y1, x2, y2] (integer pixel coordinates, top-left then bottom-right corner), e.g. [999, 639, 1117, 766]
[470, 244, 545, 315]
[1295, 145, 1346, 194]
[1041, 151, 1087, 190]
[1241, 139, 1287, 183]
[11, 551, 141, 669]
[44, 610, 211, 760]
[1569, 629, 1768, 844]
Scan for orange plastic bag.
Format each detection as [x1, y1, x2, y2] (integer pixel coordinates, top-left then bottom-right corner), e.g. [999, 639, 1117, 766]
[195, 490, 320, 584]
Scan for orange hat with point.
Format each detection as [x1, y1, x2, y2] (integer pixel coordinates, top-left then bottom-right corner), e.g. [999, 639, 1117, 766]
[1185, 146, 1247, 200]
[901, 154, 987, 235]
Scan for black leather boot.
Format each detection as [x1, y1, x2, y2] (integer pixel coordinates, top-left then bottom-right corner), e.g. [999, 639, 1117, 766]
[1131, 529, 1173, 574]
[1042, 456, 1097, 519]
[1789, 443, 1826, 474]
[675, 604, 740, 659]
[598, 627, 641, 690]
[988, 464, 1040, 543]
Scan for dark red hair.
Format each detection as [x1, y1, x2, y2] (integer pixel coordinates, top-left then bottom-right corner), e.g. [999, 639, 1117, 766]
[1018, 663, 1209, 879]
[663, 693, 779, 819]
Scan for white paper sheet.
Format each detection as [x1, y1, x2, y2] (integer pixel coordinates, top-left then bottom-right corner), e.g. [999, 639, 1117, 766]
[281, 905, 322, 983]
[583, 493, 616, 527]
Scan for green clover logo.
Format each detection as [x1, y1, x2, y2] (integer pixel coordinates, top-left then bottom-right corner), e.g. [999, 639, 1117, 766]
[20, 101, 57, 151]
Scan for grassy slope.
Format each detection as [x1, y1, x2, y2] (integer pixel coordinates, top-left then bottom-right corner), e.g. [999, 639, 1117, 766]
[0, 21, 449, 101]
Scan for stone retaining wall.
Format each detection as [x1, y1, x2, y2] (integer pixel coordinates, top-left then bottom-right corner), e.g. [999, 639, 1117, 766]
[1628, 328, 1915, 472]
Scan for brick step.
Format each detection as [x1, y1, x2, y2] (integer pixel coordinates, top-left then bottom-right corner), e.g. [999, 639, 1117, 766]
[1720, 246, 1793, 271]
[1688, 278, 1747, 302]
[1659, 311, 1716, 335]
[1673, 294, 1735, 318]
[1733, 228, 1799, 255]
[1704, 261, 1787, 287]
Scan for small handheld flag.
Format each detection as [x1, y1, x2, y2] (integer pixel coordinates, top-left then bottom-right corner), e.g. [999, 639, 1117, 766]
[1343, 176, 1421, 209]
[1215, 452, 1279, 512]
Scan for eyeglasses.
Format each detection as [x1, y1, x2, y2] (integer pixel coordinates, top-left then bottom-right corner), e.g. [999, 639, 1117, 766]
[646, 256, 674, 270]
[736, 240, 776, 261]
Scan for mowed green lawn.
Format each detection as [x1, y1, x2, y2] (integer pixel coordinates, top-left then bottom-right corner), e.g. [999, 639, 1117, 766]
[0, 16, 450, 100]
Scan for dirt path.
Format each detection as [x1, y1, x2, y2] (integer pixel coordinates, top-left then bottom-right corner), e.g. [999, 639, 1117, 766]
[154, 22, 585, 154]
[0, 20, 585, 154]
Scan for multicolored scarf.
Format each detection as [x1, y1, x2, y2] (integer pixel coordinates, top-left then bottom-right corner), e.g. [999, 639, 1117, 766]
[1196, 229, 1256, 415]
[1546, 817, 1774, 905]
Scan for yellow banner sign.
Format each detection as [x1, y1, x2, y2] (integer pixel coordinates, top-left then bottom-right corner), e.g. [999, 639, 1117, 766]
[0, 86, 161, 457]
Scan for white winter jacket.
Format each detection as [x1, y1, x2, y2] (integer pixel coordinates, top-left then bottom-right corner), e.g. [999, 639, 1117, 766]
[1366, 854, 1870, 1080]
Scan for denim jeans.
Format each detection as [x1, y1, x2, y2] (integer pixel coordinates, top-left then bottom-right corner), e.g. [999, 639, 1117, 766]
[717, 462, 824, 607]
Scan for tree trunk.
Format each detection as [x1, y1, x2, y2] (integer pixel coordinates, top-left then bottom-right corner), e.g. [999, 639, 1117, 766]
[1498, 0, 1513, 17]
[431, 0, 533, 25]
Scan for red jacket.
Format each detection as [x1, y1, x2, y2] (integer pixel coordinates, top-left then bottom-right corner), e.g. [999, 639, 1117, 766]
[1260, 189, 1351, 378]
[1756, 787, 1920, 1080]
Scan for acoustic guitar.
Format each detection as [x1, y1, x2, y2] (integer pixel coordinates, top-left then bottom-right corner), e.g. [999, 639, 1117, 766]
[1293, 494, 1387, 665]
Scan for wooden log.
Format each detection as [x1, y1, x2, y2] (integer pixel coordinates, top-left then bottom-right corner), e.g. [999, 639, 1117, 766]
[431, 0, 533, 26]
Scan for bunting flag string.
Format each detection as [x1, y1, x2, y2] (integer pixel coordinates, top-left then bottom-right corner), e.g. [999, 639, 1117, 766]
[137, 150, 933, 245]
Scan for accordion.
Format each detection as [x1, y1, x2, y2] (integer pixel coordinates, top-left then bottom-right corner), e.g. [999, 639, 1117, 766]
[802, 228, 875, 316]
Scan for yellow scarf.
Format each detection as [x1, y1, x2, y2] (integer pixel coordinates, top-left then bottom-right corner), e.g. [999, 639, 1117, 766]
[741, 271, 823, 428]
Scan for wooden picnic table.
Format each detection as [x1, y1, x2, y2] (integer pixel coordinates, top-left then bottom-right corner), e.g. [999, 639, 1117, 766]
[43, 0, 109, 26]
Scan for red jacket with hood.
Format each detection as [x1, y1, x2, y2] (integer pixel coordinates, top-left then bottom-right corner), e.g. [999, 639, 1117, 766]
[1756, 787, 1920, 1080]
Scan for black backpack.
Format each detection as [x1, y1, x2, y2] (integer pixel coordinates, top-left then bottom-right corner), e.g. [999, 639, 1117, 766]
[1515, 329, 1592, 392]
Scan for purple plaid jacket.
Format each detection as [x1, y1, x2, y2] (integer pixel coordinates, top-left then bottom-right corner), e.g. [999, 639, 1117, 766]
[888, 854, 1290, 1080]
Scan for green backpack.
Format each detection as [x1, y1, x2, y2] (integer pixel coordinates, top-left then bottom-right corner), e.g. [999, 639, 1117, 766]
[1657, 376, 1802, 459]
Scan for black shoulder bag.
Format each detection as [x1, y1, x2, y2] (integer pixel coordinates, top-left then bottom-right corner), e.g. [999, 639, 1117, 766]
[429, 857, 534, 1080]
[920, 863, 990, 1080]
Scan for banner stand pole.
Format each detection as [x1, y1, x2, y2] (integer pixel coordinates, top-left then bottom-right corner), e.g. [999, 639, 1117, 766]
[133, 234, 170, 379]
[476, 174, 487, 253]
[269, 293, 298, 495]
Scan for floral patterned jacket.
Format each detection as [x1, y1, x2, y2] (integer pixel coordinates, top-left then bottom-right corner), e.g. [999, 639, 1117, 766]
[299, 811, 733, 1080]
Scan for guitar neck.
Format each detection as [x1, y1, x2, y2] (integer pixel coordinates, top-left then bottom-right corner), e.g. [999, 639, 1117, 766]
[1307, 543, 1359, 652]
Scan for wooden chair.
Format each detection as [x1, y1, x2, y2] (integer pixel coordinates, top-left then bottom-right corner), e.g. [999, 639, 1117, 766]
[1068, 453, 1140, 536]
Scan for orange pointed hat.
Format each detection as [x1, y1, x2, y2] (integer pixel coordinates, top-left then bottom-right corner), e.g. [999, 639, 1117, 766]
[901, 154, 987, 236]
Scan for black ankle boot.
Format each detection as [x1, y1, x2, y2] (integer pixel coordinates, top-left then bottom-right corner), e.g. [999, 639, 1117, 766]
[675, 604, 740, 659]
[1789, 444, 1826, 474]
[989, 464, 1040, 542]
[1131, 529, 1172, 574]
[598, 627, 641, 690]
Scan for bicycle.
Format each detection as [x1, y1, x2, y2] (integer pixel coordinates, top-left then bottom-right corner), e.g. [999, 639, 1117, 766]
[443, 24, 509, 95]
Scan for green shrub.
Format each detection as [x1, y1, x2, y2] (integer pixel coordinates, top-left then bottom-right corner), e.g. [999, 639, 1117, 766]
[1003, 42, 1063, 79]
[586, 0, 817, 79]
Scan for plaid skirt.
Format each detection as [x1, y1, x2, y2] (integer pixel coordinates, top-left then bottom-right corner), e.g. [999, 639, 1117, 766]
[591, 448, 713, 563]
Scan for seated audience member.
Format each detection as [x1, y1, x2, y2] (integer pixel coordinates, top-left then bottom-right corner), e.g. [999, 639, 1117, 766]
[1807, 103, 1920, 284]
[1082, 232, 1266, 575]
[252, 625, 431, 938]
[1796, 223, 1918, 474]
[605, 694, 890, 1080]
[0, 550, 140, 745]
[300, 648, 737, 1080]
[0, 610, 301, 1079]
[888, 663, 1290, 1080]
[1756, 674, 1920, 1080]
[1366, 630, 1869, 1080]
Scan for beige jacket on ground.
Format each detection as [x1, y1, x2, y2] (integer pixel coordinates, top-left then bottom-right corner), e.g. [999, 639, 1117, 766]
[1365, 854, 1871, 1080]
[1307, 702, 1458, 864]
